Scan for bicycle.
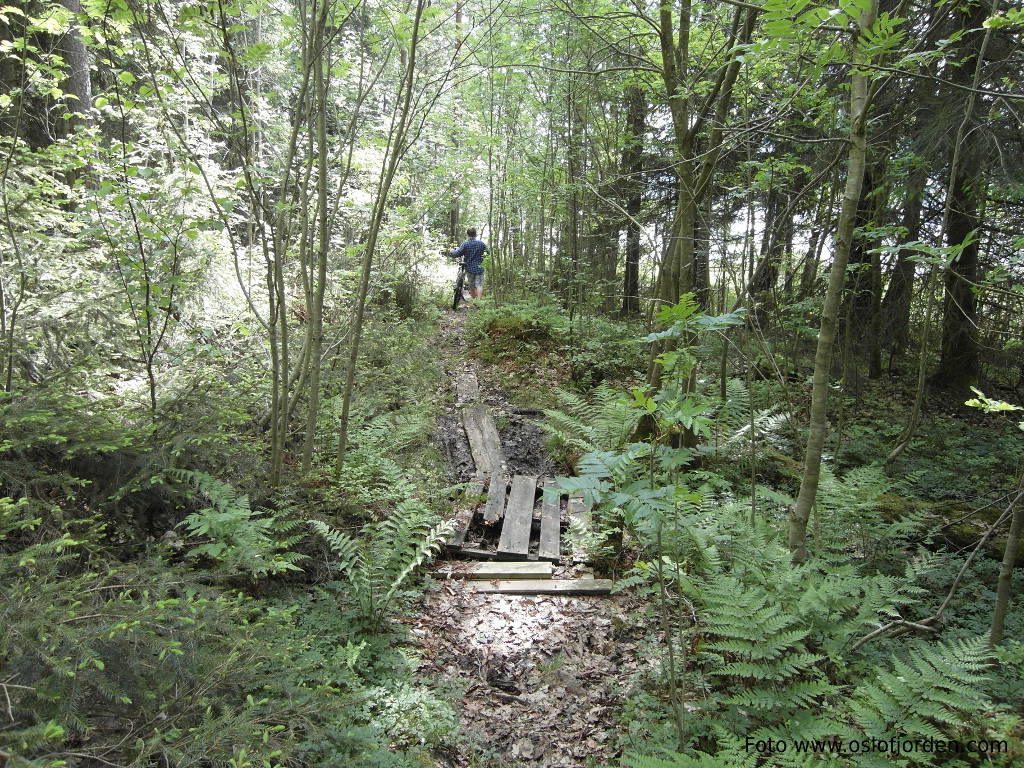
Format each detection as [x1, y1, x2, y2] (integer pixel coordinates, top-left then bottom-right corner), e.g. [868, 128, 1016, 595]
[450, 257, 468, 311]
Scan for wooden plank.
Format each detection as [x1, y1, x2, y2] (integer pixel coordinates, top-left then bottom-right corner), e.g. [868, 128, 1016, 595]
[439, 561, 553, 580]
[497, 475, 538, 558]
[462, 404, 505, 478]
[477, 408, 505, 471]
[456, 547, 497, 560]
[455, 373, 479, 403]
[538, 481, 561, 562]
[483, 474, 508, 523]
[445, 480, 483, 550]
[474, 578, 615, 595]
[462, 405, 491, 477]
[567, 491, 593, 563]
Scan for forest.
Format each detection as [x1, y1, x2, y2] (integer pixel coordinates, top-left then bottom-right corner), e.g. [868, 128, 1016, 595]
[1, 0, 1023, 765]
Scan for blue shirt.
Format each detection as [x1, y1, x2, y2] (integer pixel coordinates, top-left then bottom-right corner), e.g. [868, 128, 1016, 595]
[452, 238, 487, 274]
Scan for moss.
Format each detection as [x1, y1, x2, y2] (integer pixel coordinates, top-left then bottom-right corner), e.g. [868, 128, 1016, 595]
[876, 492, 933, 520]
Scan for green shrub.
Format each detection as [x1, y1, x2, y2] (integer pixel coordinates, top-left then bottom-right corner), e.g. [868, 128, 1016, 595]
[0, 493, 457, 768]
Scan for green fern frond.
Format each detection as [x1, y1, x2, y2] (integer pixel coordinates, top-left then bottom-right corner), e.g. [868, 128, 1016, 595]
[541, 384, 639, 467]
[846, 636, 992, 741]
[308, 503, 453, 631]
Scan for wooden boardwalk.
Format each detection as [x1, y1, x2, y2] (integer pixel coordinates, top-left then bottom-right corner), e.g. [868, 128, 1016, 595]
[444, 373, 608, 596]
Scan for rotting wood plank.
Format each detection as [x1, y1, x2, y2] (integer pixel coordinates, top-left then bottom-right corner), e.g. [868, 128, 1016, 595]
[483, 474, 508, 523]
[538, 481, 561, 562]
[567, 491, 593, 564]
[473, 578, 614, 595]
[445, 480, 483, 550]
[455, 373, 480, 403]
[439, 561, 553, 580]
[497, 475, 538, 558]
[462, 404, 505, 479]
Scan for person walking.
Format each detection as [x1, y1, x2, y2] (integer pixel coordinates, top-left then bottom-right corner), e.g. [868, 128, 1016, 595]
[450, 228, 488, 300]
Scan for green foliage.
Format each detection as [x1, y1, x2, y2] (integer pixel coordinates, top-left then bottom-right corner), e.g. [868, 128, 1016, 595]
[839, 413, 1024, 501]
[561, 300, 1020, 765]
[308, 500, 453, 631]
[1, 492, 456, 768]
[540, 382, 640, 468]
[623, 749, 756, 768]
[318, 408, 436, 515]
[465, 300, 562, 360]
[964, 388, 1024, 432]
[171, 468, 306, 577]
[464, 299, 645, 393]
[847, 637, 992, 750]
[703, 377, 789, 462]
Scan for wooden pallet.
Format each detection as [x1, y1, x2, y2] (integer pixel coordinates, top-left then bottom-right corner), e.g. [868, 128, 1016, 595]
[538, 480, 561, 562]
[483, 474, 507, 523]
[566, 491, 593, 564]
[445, 480, 483, 550]
[442, 373, 606, 594]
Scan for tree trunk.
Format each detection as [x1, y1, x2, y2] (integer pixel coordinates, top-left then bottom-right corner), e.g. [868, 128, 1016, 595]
[990, 489, 1023, 646]
[300, 3, 330, 475]
[58, 0, 92, 131]
[336, 0, 426, 472]
[934, 149, 981, 390]
[789, 0, 878, 563]
[932, 0, 993, 392]
[880, 168, 925, 362]
[622, 86, 644, 317]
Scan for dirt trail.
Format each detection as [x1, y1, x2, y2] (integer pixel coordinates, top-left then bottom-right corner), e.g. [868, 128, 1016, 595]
[411, 309, 652, 768]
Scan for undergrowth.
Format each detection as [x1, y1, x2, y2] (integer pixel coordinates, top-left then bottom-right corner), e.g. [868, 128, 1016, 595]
[528, 295, 1024, 768]
[0, 300, 461, 767]
[464, 299, 645, 399]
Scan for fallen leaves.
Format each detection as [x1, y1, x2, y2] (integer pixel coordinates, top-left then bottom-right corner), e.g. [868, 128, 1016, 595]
[413, 579, 649, 768]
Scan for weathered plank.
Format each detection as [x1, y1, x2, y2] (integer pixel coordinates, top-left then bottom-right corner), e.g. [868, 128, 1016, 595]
[455, 373, 480, 403]
[566, 491, 593, 563]
[483, 474, 508, 523]
[474, 578, 614, 595]
[456, 547, 497, 560]
[462, 404, 505, 478]
[445, 480, 483, 550]
[538, 481, 561, 562]
[497, 475, 538, 558]
[439, 561, 553, 580]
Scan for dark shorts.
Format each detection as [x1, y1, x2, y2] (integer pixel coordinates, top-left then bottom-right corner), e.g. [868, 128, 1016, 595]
[470, 272, 484, 289]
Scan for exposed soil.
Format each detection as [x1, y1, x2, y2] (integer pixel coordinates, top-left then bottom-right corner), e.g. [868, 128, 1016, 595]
[412, 307, 652, 768]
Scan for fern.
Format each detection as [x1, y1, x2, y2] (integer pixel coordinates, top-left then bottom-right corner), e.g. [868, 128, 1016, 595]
[169, 469, 306, 577]
[814, 463, 926, 563]
[623, 749, 758, 768]
[846, 637, 992, 745]
[707, 378, 788, 459]
[308, 500, 453, 630]
[697, 571, 839, 727]
[541, 383, 640, 468]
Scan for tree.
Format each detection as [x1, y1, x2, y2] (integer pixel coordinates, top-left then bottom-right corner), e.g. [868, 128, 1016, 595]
[790, 0, 880, 564]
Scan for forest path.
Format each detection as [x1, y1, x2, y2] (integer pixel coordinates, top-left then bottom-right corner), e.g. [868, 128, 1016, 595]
[406, 307, 651, 768]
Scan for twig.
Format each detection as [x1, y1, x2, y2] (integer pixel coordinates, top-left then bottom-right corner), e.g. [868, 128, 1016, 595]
[850, 493, 1022, 652]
